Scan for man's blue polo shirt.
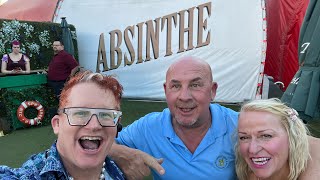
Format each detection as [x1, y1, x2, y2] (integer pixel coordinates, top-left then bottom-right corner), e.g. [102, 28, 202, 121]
[116, 104, 238, 180]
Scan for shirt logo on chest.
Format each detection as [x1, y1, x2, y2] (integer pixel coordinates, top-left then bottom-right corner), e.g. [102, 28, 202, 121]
[215, 155, 228, 169]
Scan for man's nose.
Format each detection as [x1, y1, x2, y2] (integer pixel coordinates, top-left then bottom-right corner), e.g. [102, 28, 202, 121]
[178, 86, 192, 100]
[86, 114, 102, 129]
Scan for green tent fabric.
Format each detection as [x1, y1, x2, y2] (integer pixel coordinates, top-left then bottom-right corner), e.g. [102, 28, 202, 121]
[61, 17, 75, 57]
[281, 0, 320, 121]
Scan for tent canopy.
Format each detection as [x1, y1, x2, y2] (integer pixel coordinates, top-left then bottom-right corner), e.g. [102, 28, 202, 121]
[0, 0, 310, 103]
[0, 0, 59, 22]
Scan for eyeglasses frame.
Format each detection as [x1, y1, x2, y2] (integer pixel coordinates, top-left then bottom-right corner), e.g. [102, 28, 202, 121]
[57, 107, 122, 127]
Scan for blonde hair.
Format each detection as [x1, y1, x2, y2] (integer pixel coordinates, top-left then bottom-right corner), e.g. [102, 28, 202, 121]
[235, 98, 310, 180]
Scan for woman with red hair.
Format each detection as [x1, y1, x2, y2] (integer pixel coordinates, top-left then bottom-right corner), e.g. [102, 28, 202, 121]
[1, 40, 30, 74]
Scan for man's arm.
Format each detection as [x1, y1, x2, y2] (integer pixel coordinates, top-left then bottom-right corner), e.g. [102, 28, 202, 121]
[109, 143, 165, 180]
[65, 53, 79, 70]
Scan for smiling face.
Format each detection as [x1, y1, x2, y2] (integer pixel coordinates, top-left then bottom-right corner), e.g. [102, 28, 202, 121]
[164, 58, 217, 128]
[238, 111, 290, 179]
[52, 82, 117, 172]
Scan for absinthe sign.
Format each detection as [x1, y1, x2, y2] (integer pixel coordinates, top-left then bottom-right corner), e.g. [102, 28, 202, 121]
[96, 2, 211, 72]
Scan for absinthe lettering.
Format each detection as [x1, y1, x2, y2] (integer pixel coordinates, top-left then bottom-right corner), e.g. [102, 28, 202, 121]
[96, 2, 211, 72]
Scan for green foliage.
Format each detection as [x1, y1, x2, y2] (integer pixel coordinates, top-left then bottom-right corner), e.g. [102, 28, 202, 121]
[0, 18, 79, 131]
[0, 19, 78, 70]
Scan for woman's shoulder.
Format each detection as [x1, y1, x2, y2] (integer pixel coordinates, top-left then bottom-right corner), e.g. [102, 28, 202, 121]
[22, 54, 30, 61]
[299, 136, 320, 180]
[309, 136, 320, 158]
[1, 54, 8, 61]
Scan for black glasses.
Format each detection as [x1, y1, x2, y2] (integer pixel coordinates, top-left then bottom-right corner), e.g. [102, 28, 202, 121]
[58, 107, 122, 127]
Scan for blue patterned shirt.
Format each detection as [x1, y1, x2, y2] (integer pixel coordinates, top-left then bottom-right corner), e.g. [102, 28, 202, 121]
[0, 142, 125, 180]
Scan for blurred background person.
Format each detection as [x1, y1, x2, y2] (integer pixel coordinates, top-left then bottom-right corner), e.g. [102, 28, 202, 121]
[47, 39, 78, 99]
[1, 40, 30, 75]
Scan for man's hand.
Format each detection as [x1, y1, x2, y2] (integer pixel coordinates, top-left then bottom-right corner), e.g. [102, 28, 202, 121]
[110, 143, 165, 180]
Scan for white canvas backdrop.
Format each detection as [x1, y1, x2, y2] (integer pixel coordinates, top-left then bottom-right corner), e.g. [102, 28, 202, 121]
[55, 0, 265, 103]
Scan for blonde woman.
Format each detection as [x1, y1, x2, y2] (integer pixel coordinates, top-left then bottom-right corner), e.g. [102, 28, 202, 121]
[1, 40, 30, 74]
[236, 98, 320, 180]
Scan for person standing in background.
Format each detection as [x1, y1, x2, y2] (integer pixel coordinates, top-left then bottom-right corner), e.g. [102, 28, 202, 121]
[47, 40, 78, 99]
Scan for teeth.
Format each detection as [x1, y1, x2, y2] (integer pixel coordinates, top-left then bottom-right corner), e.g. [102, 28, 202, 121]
[253, 161, 268, 165]
[180, 107, 195, 112]
[252, 157, 269, 161]
[251, 157, 270, 165]
[80, 136, 101, 140]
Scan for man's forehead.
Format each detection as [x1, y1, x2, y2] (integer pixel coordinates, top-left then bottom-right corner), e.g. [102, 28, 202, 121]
[166, 58, 213, 82]
[168, 63, 209, 76]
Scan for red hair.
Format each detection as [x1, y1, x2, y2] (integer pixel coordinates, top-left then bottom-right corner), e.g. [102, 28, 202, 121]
[12, 40, 20, 46]
[59, 70, 123, 109]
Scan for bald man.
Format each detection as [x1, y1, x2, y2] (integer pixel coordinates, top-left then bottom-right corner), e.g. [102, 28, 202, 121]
[111, 57, 238, 179]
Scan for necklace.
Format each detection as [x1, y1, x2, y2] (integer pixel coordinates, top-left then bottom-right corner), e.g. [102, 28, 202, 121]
[68, 162, 106, 180]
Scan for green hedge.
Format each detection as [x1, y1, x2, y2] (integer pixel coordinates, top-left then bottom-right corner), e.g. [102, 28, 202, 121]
[0, 75, 58, 132]
[0, 19, 78, 69]
[0, 86, 58, 131]
[0, 19, 79, 132]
